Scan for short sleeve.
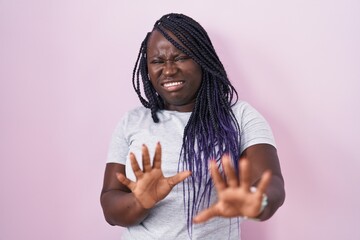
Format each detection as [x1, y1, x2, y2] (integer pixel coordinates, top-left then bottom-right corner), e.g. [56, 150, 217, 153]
[233, 102, 276, 153]
[106, 115, 130, 164]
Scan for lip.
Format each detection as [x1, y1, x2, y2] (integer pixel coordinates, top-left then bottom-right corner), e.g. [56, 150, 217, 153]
[161, 80, 185, 92]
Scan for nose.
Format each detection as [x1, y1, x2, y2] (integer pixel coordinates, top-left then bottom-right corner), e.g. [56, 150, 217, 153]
[163, 60, 178, 76]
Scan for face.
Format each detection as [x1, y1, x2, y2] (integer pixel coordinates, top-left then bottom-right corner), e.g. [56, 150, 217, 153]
[146, 30, 202, 112]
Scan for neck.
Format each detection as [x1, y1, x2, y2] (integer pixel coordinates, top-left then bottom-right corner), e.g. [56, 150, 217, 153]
[164, 102, 195, 112]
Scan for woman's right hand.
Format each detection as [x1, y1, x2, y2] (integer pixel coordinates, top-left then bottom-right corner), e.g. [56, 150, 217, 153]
[116, 142, 191, 209]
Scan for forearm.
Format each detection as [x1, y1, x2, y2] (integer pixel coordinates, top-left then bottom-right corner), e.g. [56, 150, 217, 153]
[256, 175, 285, 221]
[101, 190, 150, 227]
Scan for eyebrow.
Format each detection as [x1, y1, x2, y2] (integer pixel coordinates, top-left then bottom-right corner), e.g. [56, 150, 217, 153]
[147, 51, 186, 59]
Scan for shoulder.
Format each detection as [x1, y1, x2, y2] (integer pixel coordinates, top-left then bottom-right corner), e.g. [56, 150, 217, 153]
[231, 100, 261, 119]
[125, 105, 150, 116]
[232, 101, 276, 150]
[112, 106, 151, 132]
[232, 100, 250, 111]
[121, 106, 151, 121]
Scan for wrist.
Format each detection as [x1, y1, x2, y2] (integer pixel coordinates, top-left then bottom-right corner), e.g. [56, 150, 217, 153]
[244, 187, 268, 221]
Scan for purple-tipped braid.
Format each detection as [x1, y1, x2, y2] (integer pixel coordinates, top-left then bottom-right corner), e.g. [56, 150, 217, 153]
[132, 13, 241, 236]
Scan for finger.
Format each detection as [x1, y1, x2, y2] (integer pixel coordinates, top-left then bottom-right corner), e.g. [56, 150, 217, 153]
[130, 152, 143, 178]
[222, 154, 238, 187]
[256, 170, 272, 194]
[116, 173, 136, 191]
[210, 160, 226, 192]
[141, 144, 152, 172]
[152, 142, 162, 169]
[167, 171, 191, 187]
[193, 206, 218, 224]
[239, 158, 251, 190]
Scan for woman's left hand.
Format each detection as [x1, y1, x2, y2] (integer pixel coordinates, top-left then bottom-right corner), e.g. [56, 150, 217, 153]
[193, 154, 272, 223]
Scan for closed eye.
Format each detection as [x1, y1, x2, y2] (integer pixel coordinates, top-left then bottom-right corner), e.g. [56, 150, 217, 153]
[150, 58, 165, 64]
[174, 55, 191, 62]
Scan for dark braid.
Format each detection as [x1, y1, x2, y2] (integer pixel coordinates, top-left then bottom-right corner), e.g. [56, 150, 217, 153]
[132, 33, 164, 122]
[132, 13, 241, 234]
[159, 20, 227, 77]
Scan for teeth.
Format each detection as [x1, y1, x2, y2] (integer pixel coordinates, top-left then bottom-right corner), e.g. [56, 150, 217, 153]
[163, 82, 183, 87]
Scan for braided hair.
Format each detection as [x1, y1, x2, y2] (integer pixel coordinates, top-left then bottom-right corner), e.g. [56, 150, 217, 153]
[132, 13, 241, 233]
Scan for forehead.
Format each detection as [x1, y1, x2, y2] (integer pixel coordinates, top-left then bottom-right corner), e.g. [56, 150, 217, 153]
[147, 30, 185, 53]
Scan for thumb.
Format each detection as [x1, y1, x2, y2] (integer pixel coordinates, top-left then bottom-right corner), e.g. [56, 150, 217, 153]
[167, 171, 191, 187]
[193, 206, 218, 224]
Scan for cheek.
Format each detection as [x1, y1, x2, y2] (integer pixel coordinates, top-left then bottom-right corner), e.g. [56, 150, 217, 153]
[147, 63, 160, 75]
[183, 62, 202, 78]
[147, 67, 154, 78]
[192, 66, 202, 84]
[147, 70, 159, 86]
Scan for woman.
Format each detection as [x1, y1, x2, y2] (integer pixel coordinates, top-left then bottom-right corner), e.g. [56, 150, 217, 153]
[101, 13, 285, 239]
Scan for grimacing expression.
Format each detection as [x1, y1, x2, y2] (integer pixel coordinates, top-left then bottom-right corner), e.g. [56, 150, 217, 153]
[146, 30, 202, 112]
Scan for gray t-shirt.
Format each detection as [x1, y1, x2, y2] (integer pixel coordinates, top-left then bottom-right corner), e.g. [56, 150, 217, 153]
[107, 101, 276, 240]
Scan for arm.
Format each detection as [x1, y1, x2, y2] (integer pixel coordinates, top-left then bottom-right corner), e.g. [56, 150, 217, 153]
[193, 143, 285, 223]
[100, 163, 150, 227]
[241, 143, 285, 221]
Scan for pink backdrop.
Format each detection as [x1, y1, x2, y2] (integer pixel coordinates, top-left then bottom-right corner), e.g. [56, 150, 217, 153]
[1, 1, 359, 239]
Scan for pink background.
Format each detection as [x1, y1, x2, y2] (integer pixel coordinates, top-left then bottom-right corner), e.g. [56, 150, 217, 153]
[1, 1, 359, 239]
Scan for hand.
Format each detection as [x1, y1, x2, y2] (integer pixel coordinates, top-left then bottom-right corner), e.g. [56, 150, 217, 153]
[116, 142, 191, 209]
[193, 155, 272, 223]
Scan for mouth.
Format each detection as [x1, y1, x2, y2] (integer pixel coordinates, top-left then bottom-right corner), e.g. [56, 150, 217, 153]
[161, 81, 185, 91]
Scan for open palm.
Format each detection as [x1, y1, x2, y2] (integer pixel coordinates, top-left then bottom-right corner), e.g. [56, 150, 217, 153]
[193, 155, 272, 223]
[116, 143, 191, 209]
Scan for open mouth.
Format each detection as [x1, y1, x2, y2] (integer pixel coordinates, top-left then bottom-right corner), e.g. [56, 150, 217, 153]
[162, 81, 185, 90]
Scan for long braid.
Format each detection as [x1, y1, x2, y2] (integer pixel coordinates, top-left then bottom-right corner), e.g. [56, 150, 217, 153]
[161, 20, 226, 77]
[132, 33, 164, 122]
[132, 13, 241, 234]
